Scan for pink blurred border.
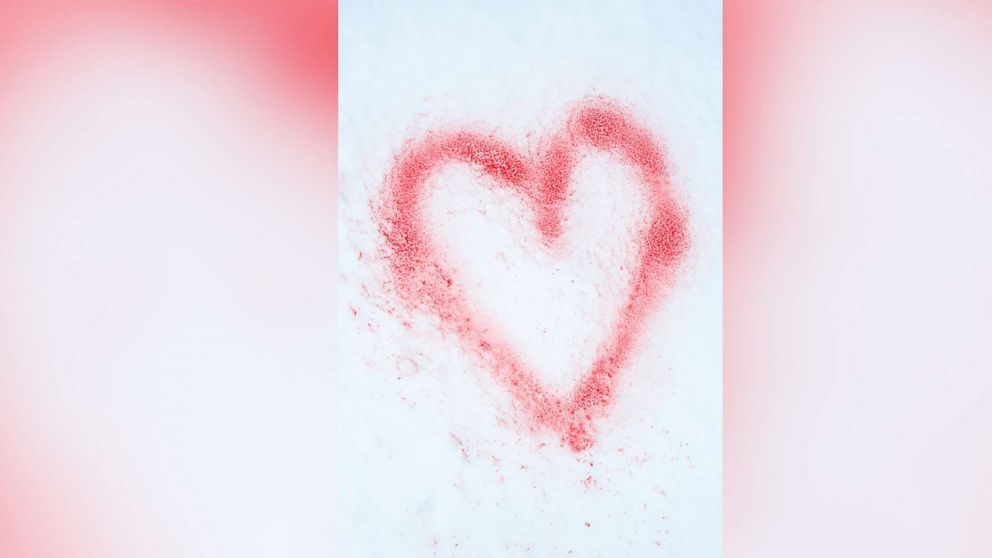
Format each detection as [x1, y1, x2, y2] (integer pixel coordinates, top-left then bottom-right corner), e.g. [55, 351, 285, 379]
[726, 1, 992, 556]
[0, 2, 337, 556]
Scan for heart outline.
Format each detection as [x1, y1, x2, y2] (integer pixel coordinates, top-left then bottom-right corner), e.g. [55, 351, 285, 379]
[380, 99, 688, 451]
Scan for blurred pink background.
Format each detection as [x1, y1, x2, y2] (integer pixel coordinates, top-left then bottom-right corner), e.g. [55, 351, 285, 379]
[3, 1, 991, 556]
[0, 2, 336, 556]
[727, 1, 992, 556]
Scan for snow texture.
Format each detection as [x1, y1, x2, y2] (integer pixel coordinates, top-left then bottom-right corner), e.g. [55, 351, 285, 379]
[339, 1, 721, 556]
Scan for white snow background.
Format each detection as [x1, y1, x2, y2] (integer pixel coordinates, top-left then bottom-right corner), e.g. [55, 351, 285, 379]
[338, 1, 721, 556]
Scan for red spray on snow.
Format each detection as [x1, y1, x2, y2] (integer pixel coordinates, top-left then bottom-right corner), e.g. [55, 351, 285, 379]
[379, 99, 688, 451]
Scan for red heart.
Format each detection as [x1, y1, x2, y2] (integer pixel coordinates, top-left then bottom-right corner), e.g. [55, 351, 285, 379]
[381, 99, 688, 451]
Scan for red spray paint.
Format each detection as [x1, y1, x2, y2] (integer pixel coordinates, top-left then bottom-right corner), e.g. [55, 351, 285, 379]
[380, 99, 688, 451]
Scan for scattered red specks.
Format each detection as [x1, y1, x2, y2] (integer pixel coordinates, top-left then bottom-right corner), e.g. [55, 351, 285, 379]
[450, 433, 470, 463]
[582, 474, 598, 491]
[379, 98, 688, 452]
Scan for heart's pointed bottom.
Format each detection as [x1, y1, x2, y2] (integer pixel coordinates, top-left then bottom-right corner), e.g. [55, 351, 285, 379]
[565, 421, 594, 452]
